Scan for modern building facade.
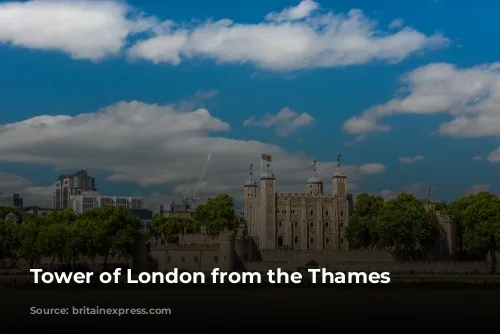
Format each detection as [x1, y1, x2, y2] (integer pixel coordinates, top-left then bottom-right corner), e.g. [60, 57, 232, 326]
[53, 169, 96, 209]
[70, 190, 143, 213]
[3, 193, 23, 210]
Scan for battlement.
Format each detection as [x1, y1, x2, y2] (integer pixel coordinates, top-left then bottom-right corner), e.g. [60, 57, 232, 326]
[277, 193, 336, 200]
[178, 233, 220, 244]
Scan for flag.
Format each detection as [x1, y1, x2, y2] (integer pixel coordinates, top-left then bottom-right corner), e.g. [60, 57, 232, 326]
[261, 153, 272, 162]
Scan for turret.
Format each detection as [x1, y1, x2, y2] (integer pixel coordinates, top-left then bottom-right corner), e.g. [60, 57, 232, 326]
[332, 152, 347, 197]
[306, 160, 323, 196]
[243, 164, 257, 237]
[259, 155, 276, 250]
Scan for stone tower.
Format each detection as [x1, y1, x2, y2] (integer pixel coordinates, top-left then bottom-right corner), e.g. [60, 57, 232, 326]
[259, 160, 276, 250]
[306, 160, 323, 196]
[243, 164, 257, 236]
[332, 152, 347, 197]
[332, 152, 348, 249]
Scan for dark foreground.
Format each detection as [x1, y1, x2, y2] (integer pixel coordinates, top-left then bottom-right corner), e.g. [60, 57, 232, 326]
[1, 286, 498, 328]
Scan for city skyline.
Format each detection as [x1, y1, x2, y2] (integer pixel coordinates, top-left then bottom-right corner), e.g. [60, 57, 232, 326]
[0, 0, 499, 210]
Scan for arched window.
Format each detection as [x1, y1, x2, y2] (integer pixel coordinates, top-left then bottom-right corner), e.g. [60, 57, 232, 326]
[341, 238, 344, 244]
[326, 238, 329, 244]
[340, 210, 344, 217]
[325, 210, 329, 216]
[294, 236, 299, 243]
[310, 210, 314, 216]
[277, 236, 284, 246]
[310, 238, 314, 243]
[294, 221, 298, 227]
[310, 221, 314, 227]
[325, 221, 329, 227]
[278, 220, 282, 227]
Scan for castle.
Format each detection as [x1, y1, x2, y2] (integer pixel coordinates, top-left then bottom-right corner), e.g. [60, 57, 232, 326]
[243, 158, 352, 251]
[140, 155, 490, 276]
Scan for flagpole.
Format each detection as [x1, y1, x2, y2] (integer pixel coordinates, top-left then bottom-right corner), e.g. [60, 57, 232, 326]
[260, 157, 263, 177]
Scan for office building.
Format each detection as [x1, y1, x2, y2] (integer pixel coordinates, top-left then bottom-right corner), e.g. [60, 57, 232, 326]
[3, 193, 23, 210]
[70, 190, 143, 213]
[53, 169, 96, 209]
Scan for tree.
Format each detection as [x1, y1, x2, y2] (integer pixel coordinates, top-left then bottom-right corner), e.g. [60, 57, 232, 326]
[79, 206, 140, 266]
[152, 215, 193, 243]
[0, 219, 19, 263]
[375, 193, 437, 259]
[0, 206, 17, 219]
[449, 192, 500, 273]
[345, 193, 384, 248]
[194, 194, 238, 235]
[16, 220, 44, 267]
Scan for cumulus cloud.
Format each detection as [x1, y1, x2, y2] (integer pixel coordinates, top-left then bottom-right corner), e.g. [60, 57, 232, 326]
[0, 172, 53, 207]
[358, 163, 387, 175]
[388, 19, 404, 30]
[0, 0, 156, 61]
[488, 147, 500, 163]
[265, 0, 320, 22]
[398, 155, 426, 164]
[464, 183, 491, 195]
[343, 62, 500, 140]
[127, 1, 448, 71]
[0, 100, 384, 205]
[244, 107, 314, 136]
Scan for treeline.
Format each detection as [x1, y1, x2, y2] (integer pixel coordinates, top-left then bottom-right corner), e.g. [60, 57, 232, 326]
[345, 192, 500, 272]
[151, 194, 239, 243]
[0, 206, 140, 270]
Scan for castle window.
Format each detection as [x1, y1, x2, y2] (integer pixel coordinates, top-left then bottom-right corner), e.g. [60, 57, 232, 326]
[277, 236, 284, 246]
[326, 238, 329, 244]
[278, 221, 282, 227]
[325, 222, 329, 227]
[194, 256, 198, 262]
[214, 256, 218, 262]
[294, 236, 299, 243]
[310, 238, 314, 244]
[340, 222, 344, 227]
[294, 221, 298, 227]
[310, 210, 313, 216]
[325, 210, 329, 216]
[341, 238, 344, 244]
[340, 210, 344, 217]
[181, 257, 185, 262]
[310, 221, 313, 227]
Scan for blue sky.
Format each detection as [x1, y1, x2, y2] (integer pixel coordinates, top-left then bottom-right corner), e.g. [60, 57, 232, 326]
[0, 0, 499, 209]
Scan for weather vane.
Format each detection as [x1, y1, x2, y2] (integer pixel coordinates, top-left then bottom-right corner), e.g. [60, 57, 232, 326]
[337, 152, 341, 168]
[312, 160, 317, 173]
[250, 164, 253, 178]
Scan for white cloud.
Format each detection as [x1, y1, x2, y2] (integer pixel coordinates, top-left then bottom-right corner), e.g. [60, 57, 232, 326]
[388, 19, 404, 30]
[0, 100, 385, 206]
[488, 147, 500, 163]
[343, 62, 500, 139]
[464, 183, 491, 195]
[473, 155, 482, 161]
[0, 0, 155, 61]
[398, 155, 426, 164]
[265, 0, 320, 22]
[358, 163, 387, 175]
[127, 1, 448, 71]
[244, 107, 314, 136]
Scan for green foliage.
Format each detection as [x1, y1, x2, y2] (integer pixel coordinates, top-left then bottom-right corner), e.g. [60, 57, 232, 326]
[0, 206, 141, 269]
[194, 194, 238, 235]
[449, 192, 500, 272]
[0, 206, 17, 219]
[345, 193, 383, 248]
[152, 215, 194, 243]
[375, 194, 437, 255]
